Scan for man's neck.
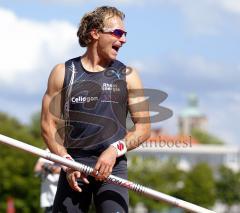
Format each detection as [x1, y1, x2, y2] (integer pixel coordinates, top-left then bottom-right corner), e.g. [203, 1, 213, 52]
[81, 48, 111, 72]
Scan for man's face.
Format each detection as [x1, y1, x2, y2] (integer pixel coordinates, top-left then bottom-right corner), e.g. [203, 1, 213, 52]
[97, 16, 126, 61]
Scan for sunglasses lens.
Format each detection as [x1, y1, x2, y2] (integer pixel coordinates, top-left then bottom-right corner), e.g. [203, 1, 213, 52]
[113, 29, 126, 38]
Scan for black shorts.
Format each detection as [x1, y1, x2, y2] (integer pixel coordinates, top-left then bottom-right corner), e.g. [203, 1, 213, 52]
[53, 153, 128, 213]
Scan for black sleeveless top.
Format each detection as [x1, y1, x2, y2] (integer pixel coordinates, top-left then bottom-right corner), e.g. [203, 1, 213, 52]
[62, 56, 128, 152]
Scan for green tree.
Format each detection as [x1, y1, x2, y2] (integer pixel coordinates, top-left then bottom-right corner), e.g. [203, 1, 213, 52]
[28, 112, 41, 138]
[0, 112, 44, 212]
[176, 163, 216, 208]
[216, 166, 240, 213]
[191, 129, 224, 145]
[128, 156, 184, 212]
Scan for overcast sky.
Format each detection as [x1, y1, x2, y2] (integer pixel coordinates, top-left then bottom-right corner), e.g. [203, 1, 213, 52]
[0, 0, 239, 144]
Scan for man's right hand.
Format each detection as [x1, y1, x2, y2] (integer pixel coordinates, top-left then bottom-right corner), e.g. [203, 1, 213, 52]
[66, 168, 89, 192]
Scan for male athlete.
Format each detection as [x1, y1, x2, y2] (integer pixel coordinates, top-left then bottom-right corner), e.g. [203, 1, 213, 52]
[41, 6, 150, 213]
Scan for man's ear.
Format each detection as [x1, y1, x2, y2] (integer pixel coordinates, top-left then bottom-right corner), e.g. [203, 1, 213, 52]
[90, 29, 100, 41]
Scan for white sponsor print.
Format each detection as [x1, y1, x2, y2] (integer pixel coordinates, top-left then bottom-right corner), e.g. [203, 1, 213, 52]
[71, 96, 98, 103]
[102, 83, 120, 92]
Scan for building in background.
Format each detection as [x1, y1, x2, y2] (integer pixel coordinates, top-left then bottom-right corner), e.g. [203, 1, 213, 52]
[178, 94, 207, 135]
[129, 144, 240, 172]
[128, 94, 240, 172]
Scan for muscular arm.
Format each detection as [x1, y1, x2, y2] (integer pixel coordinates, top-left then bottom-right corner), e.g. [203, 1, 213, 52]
[93, 67, 150, 181]
[41, 64, 67, 157]
[42, 64, 89, 192]
[125, 67, 151, 150]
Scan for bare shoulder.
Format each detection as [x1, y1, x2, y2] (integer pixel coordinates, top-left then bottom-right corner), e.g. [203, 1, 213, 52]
[126, 66, 143, 90]
[46, 63, 65, 95]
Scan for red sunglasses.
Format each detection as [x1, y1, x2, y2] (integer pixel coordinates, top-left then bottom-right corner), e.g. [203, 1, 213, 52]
[102, 28, 127, 39]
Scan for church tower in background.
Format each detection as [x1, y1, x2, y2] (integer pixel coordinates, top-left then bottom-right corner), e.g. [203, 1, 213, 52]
[178, 94, 207, 135]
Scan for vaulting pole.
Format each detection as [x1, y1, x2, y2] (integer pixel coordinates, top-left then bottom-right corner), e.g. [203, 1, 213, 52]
[0, 134, 215, 213]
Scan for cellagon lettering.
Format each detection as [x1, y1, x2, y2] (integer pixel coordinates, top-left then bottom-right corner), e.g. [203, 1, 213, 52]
[71, 96, 98, 103]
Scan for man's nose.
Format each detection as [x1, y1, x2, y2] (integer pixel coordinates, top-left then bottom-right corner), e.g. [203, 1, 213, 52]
[119, 34, 126, 44]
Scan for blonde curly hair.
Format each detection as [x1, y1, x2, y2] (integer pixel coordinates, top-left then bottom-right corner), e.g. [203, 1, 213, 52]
[77, 6, 125, 47]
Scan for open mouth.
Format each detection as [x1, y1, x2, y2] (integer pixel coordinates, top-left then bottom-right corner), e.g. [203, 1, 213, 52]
[112, 45, 120, 52]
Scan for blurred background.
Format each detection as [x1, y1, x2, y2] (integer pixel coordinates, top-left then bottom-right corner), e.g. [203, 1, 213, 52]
[0, 0, 240, 212]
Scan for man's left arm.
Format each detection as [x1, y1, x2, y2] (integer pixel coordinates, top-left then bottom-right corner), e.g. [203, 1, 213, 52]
[124, 67, 151, 150]
[93, 67, 151, 181]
